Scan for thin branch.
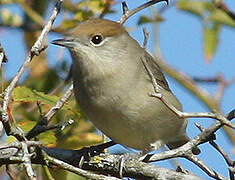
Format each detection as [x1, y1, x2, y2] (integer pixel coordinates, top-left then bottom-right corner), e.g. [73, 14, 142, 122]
[144, 119, 228, 179]
[26, 118, 74, 140]
[45, 84, 73, 123]
[152, 92, 235, 128]
[0, 141, 42, 150]
[43, 151, 121, 180]
[155, 56, 235, 145]
[193, 75, 222, 83]
[142, 48, 233, 178]
[121, 1, 129, 15]
[194, 74, 235, 103]
[21, 142, 36, 180]
[195, 123, 235, 180]
[119, 0, 168, 24]
[185, 155, 227, 180]
[26, 80, 68, 113]
[160, 92, 234, 128]
[26, 84, 74, 139]
[142, 28, 149, 49]
[141, 56, 235, 129]
[84, 154, 202, 180]
[1, 142, 202, 180]
[214, 1, 235, 21]
[142, 107, 234, 179]
[1, 0, 63, 140]
[0, 42, 8, 69]
[0, 52, 3, 72]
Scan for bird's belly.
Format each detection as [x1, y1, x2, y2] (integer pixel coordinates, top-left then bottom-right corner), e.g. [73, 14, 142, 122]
[76, 86, 185, 151]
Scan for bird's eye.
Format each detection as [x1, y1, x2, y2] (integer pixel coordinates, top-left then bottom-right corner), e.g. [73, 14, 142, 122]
[90, 34, 104, 46]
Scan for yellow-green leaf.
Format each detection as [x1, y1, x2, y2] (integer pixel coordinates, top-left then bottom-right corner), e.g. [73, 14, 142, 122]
[12, 86, 59, 105]
[74, 10, 93, 21]
[60, 19, 79, 30]
[7, 120, 57, 145]
[38, 131, 57, 146]
[203, 23, 221, 61]
[12, 86, 75, 113]
[18, 120, 57, 145]
[0, 8, 23, 27]
[59, 132, 103, 149]
[138, 15, 164, 25]
[177, 0, 213, 18]
[88, 0, 104, 14]
[210, 9, 235, 28]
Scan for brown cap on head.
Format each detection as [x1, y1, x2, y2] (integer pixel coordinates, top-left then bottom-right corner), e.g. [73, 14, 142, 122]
[69, 18, 127, 37]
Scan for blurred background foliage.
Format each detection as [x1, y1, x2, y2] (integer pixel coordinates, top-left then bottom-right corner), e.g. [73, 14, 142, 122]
[0, 0, 235, 179]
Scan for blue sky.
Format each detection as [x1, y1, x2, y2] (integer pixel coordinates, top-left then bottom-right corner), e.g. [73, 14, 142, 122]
[1, 0, 235, 179]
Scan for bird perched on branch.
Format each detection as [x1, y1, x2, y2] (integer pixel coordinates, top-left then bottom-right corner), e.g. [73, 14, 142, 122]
[52, 18, 200, 155]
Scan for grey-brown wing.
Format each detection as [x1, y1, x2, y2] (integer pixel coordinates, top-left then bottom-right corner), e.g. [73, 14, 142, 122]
[143, 51, 171, 92]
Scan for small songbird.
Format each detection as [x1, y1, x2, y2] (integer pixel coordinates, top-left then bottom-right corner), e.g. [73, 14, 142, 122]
[52, 18, 200, 155]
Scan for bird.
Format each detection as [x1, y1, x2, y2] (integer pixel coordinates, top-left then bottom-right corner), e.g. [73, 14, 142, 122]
[52, 18, 200, 155]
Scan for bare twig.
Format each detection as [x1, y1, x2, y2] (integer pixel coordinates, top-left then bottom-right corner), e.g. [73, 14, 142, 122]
[141, 55, 235, 129]
[21, 142, 36, 180]
[1, 0, 63, 140]
[121, 1, 129, 15]
[142, 28, 149, 49]
[45, 84, 73, 123]
[214, 1, 235, 21]
[26, 84, 73, 139]
[26, 118, 74, 140]
[185, 155, 227, 180]
[0, 2, 63, 178]
[194, 74, 235, 103]
[144, 119, 230, 179]
[195, 123, 235, 180]
[215, 76, 235, 103]
[1, 142, 42, 179]
[142, 109, 235, 178]
[150, 92, 235, 129]
[43, 151, 121, 180]
[0, 139, 203, 180]
[142, 55, 235, 180]
[119, 0, 168, 24]
[155, 56, 235, 145]
[0, 141, 42, 150]
[193, 75, 222, 83]
[0, 43, 8, 69]
[26, 80, 68, 113]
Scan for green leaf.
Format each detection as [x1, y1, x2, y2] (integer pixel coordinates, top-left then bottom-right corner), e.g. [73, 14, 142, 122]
[7, 120, 57, 145]
[38, 131, 57, 145]
[74, 10, 93, 21]
[210, 9, 235, 28]
[137, 15, 164, 25]
[0, 8, 23, 27]
[60, 19, 79, 30]
[203, 23, 221, 61]
[58, 132, 103, 149]
[12, 86, 78, 116]
[12, 86, 59, 105]
[177, 0, 213, 18]
[18, 120, 57, 145]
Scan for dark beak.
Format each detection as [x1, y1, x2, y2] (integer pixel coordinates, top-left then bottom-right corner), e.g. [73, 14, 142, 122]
[51, 38, 76, 48]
